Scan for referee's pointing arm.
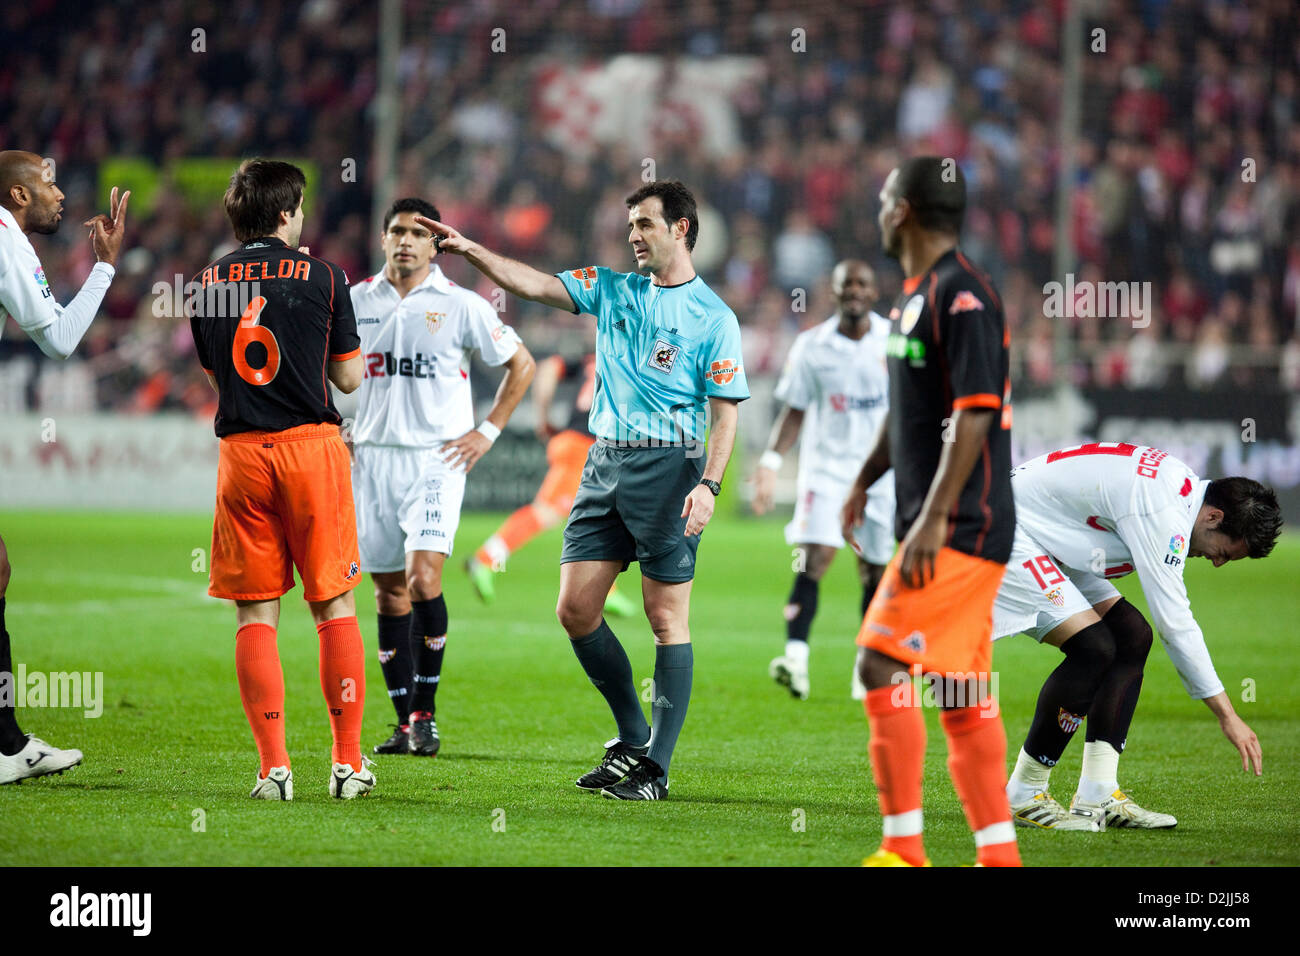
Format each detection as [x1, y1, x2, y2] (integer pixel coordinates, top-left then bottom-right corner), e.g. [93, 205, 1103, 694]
[412, 216, 576, 312]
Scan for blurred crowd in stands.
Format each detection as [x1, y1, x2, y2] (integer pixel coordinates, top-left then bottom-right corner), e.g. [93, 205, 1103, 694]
[1, 0, 1297, 418]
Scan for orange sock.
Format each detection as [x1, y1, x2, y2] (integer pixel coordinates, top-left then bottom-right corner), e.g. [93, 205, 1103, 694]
[940, 698, 1022, 867]
[865, 684, 927, 866]
[317, 616, 366, 772]
[235, 623, 289, 776]
[476, 504, 550, 567]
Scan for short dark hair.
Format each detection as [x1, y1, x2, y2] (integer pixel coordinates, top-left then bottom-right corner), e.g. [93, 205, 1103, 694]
[895, 156, 966, 235]
[223, 159, 306, 242]
[624, 179, 698, 252]
[1205, 477, 1282, 558]
[383, 197, 441, 232]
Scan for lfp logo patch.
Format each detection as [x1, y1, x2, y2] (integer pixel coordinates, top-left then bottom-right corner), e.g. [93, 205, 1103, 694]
[1169, 534, 1186, 556]
[34, 267, 52, 299]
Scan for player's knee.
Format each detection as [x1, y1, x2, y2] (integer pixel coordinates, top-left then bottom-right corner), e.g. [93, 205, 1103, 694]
[406, 565, 443, 602]
[1104, 599, 1153, 663]
[1061, 621, 1117, 676]
[373, 581, 409, 616]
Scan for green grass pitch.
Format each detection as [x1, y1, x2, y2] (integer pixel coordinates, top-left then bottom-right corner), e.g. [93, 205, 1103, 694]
[2, 510, 1297, 866]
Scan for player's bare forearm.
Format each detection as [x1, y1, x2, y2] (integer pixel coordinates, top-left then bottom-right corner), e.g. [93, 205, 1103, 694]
[852, 411, 892, 492]
[532, 354, 562, 417]
[483, 344, 537, 430]
[918, 408, 995, 520]
[328, 354, 363, 394]
[765, 405, 804, 456]
[702, 397, 739, 482]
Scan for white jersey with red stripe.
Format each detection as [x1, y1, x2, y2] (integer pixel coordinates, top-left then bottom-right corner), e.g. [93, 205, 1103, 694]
[349, 264, 520, 447]
[1010, 442, 1221, 698]
[774, 312, 893, 498]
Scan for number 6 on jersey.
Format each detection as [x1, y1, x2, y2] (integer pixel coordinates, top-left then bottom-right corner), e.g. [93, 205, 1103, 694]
[232, 296, 281, 385]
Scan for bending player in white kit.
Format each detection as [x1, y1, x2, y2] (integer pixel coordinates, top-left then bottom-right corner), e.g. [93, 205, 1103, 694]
[350, 198, 535, 757]
[751, 260, 894, 700]
[991, 442, 1278, 830]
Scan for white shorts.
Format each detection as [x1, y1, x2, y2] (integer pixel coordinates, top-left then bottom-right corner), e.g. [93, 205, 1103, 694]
[992, 524, 1120, 642]
[784, 480, 895, 566]
[352, 444, 467, 572]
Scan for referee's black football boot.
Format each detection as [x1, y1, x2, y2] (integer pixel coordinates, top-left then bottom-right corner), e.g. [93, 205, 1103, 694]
[601, 757, 667, 801]
[575, 738, 647, 792]
[373, 724, 410, 755]
[408, 711, 439, 756]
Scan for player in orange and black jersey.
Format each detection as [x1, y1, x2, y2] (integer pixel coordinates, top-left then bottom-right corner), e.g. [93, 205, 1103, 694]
[188, 159, 372, 801]
[465, 352, 637, 617]
[840, 156, 1020, 867]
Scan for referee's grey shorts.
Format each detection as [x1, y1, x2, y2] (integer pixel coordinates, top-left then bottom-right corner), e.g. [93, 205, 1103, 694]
[560, 440, 704, 583]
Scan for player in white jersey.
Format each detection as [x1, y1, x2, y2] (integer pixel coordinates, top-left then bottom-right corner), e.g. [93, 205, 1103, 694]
[990, 442, 1279, 830]
[350, 198, 535, 758]
[751, 261, 894, 700]
[0, 151, 128, 784]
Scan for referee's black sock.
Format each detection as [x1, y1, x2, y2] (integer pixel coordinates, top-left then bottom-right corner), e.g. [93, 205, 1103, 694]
[784, 573, 819, 644]
[1022, 621, 1115, 766]
[646, 642, 692, 783]
[408, 596, 448, 715]
[0, 599, 29, 755]
[377, 612, 413, 725]
[570, 620, 649, 747]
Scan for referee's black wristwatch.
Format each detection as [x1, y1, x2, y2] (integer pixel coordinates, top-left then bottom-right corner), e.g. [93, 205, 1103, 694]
[698, 478, 721, 496]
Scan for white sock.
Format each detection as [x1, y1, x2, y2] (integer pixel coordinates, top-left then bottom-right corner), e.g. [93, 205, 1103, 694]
[482, 535, 509, 571]
[1006, 748, 1053, 805]
[784, 639, 809, 666]
[1077, 741, 1121, 804]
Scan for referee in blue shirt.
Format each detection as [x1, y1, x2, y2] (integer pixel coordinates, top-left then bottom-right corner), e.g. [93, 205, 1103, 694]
[418, 181, 747, 799]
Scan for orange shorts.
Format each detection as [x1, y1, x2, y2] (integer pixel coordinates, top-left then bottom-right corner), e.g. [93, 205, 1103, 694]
[857, 546, 1007, 677]
[536, 429, 595, 514]
[209, 422, 360, 602]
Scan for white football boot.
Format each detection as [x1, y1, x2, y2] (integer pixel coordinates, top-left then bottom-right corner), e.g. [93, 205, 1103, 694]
[1010, 789, 1101, 830]
[0, 734, 82, 784]
[1071, 789, 1176, 829]
[769, 655, 810, 700]
[329, 756, 376, 799]
[250, 765, 292, 801]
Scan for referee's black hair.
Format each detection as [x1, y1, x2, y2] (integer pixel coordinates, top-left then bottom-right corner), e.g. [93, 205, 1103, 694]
[625, 180, 699, 252]
[1205, 477, 1282, 558]
[383, 197, 441, 232]
[895, 156, 966, 235]
[224, 159, 306, 242]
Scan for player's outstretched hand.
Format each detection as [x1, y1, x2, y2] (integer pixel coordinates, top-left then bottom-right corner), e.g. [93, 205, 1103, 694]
[681, 484, 715, 537]
[414, 217, 471, 256]
[751, 466, 777, 515]
[441, 429, 493, 473]
[84, 186, 130, 267]
[840, 485, 868, 555]
[1220, 712, 1263, 775]
[898, 512, 946, 589]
